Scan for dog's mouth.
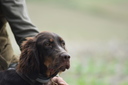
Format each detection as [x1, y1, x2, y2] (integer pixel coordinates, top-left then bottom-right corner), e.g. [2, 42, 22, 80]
[58, 62, 70, 72]
[46, 61, 70, 77]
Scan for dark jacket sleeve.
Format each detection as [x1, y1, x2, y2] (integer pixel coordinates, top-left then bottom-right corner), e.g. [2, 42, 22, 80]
[0, 0, 39, 47]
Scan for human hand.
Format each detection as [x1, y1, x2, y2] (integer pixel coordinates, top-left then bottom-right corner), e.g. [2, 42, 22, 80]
[51, 76, 68, 85]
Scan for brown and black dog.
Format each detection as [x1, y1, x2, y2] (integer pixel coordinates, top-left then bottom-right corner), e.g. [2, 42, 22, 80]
[0, 31, 70, 85]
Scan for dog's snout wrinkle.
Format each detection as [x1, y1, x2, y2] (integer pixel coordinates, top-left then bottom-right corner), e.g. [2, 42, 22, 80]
[58, 46, 66, 52]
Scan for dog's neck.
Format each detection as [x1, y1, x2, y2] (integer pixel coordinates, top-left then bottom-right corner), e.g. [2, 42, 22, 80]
[16, 70, 53, 85]
[16, 69, 58, 85]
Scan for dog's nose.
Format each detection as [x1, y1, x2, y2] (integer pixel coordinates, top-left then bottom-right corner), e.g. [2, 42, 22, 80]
[60, 53, 70, 60]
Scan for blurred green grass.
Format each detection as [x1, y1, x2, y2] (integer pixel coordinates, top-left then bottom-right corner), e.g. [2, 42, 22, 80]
[8, 0, 128, 85]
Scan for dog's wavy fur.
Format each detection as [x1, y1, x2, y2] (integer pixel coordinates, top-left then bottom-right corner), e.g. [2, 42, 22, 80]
[17, 37, 40, 74]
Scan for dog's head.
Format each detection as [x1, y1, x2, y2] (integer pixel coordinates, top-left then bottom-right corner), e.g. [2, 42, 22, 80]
[17, 31, 70, 78]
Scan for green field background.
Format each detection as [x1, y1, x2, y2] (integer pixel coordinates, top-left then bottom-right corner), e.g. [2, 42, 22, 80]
[7, 0, 128, 85]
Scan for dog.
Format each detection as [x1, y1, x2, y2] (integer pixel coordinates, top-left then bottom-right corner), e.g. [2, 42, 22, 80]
[0, 31, 70, 85]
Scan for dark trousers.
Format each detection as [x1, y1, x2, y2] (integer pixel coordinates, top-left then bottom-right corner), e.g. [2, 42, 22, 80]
[0, 17, 18, 71]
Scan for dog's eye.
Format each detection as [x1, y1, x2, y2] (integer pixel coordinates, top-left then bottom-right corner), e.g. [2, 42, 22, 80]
[45, 42, 52, 47]
[61, 42, 65, 46]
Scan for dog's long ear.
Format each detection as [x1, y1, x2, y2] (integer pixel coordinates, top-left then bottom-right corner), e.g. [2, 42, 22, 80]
[17, 37, 40, 74]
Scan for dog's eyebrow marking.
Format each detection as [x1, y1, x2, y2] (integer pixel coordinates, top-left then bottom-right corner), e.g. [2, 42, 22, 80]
[50, 38, 53, 42]
[60, 38, 63, 41]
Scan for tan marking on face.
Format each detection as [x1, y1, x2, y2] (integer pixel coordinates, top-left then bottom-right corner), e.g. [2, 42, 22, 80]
[50, 38, 53, 42]
[60, 38, 63, 41]
[46, 71, 51, 77]
[44, 57, 53, 77]
[44, 57, 52, 67]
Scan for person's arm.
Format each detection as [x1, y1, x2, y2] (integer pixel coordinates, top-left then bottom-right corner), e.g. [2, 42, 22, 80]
[0, 1, 68, 85]
[0, 0, 39, 47]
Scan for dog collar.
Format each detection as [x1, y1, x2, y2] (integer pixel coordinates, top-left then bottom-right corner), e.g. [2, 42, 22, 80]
[16, 71, 50, 85]
[36, 78, 50, 83]
[16, 70, 57, 85]
[36, 72, 58, 84]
